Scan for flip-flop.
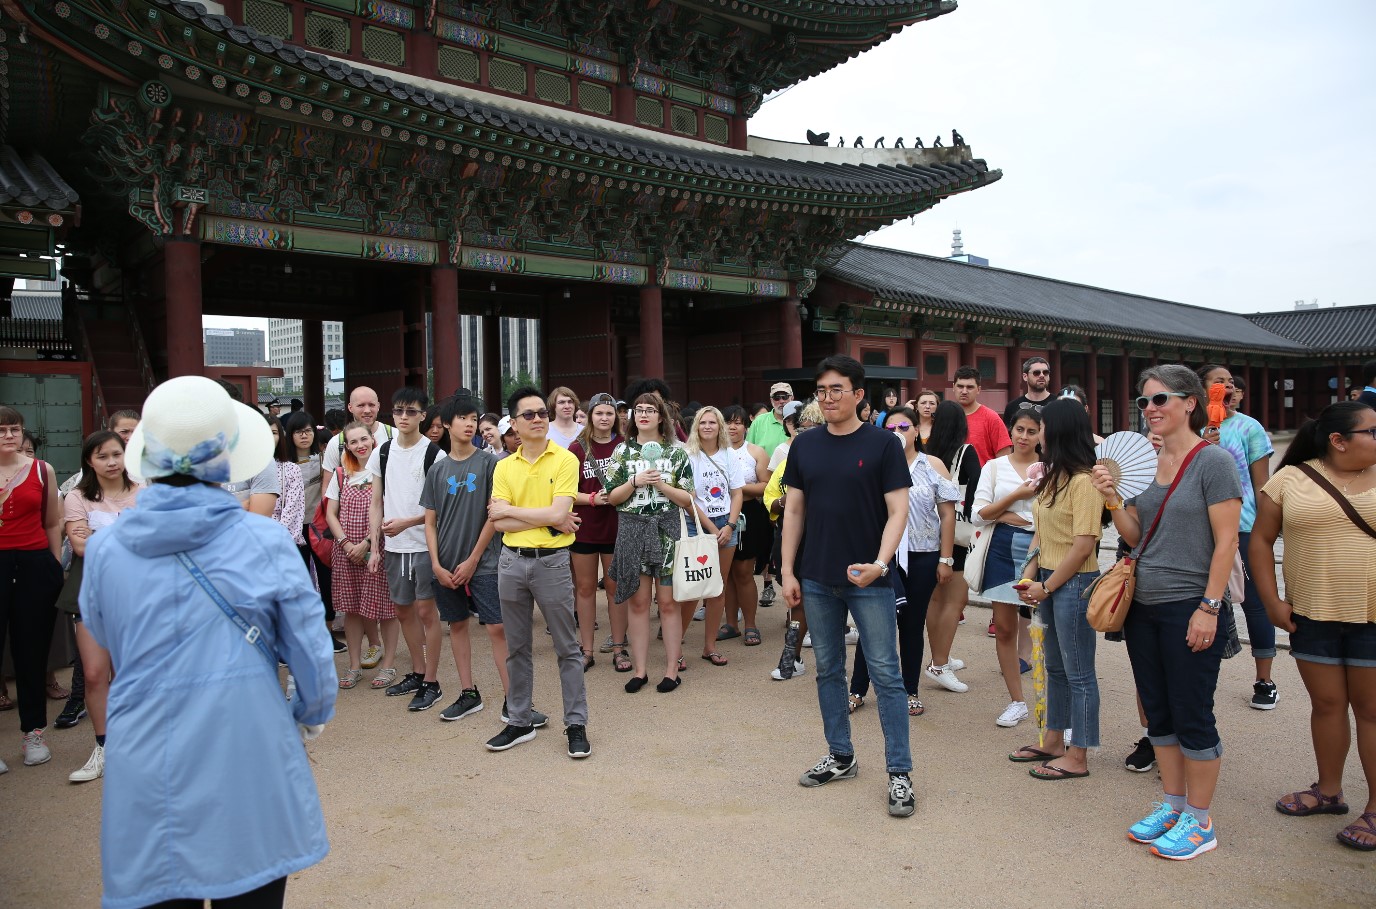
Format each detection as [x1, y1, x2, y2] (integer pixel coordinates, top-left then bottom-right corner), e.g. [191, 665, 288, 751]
[701, 652, 728, 666]
[716, 625, 742, 641]
[1008, 746, 1061, 763]
[1030, 761, 1090, 780]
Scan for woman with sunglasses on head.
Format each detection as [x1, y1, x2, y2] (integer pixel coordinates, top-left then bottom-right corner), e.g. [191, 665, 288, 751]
[972, 408, 1043, 728]
[1089, 366, 1242, 860]
[603, 394, 696, 693]
[568, 393, 623, 670]
[718, 405, 770, 645]
[685, 406, 744, 667]
[849, 407, 959, 716]
[1250, 401, 1376, 852]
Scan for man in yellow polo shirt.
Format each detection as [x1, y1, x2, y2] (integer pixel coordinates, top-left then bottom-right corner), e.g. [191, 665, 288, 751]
[485, 386, 590, 758]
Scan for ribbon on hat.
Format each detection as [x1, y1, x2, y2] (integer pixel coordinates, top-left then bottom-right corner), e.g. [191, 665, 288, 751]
[140, 429, 236, 483]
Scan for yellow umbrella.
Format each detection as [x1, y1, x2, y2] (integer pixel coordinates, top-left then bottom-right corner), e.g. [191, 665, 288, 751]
[1029, 617, 1049, 749]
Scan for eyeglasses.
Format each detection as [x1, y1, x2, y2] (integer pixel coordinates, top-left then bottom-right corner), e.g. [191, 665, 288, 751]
[293, 428, 314, 435]
[1346, 427, 1376, 440]
[771, 392, 792, 401]
[888, 422, 913, 432]
[514, 409, 549, 421]
[1135, 392, 1189, 410]
[0, 426, 22, 436]
[392, 407, 424, 418]
[814, 387, 856, 400]
[633, 407, 660, 416]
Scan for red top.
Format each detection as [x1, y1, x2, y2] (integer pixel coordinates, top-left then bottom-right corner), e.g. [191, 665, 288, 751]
[966, 405, 1013, 467]
[0, 461, 51, 551]
[569, 436, 621, 545]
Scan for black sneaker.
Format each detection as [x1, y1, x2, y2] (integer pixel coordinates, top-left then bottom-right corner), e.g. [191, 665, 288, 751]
[408, 682, 443, 711]
[566, 724, 591, 759]
[888, 773, 916, 817]
[485, 724, 536, 752]
[500, 700, 549, 728]
[385, 671, 424, 697]
[440, 687, 483, 721]
[331, 635, 347, 654]
[1125, 736, 1156, 773]
[1250, 679, 1279, 711]
[799, 753, 857, 788]
[54, 698, 87, 729]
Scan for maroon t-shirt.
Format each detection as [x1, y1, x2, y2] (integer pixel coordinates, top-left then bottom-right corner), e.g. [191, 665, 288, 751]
[569, 436, 621, 545]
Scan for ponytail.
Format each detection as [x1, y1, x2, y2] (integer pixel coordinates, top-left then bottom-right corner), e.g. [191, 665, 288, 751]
[1278, 401, 1374, 470]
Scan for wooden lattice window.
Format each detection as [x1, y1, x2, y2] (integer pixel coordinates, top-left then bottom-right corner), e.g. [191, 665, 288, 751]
[243, 0, 291, 40]
[704, 114, 730, 144]
[534, 70, 571, 106]
[670, 105, 697, 135]
[488, 58, 528, 95]
[578, 82, 612, 115]
[438, 46, 480, 83]
[304, 11, 350, 54]
[635, 96, 663, 127]
[362, 26, 405, 66]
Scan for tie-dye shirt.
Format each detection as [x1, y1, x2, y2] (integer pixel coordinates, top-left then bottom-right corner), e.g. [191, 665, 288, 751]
[1218, 411, 1273, 532]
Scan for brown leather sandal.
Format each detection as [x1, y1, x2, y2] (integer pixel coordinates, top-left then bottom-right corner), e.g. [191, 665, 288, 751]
[1275, 782, 1349, 817]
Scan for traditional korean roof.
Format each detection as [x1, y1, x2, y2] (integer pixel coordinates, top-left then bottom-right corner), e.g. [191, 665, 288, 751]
[826, 242, 1308, 354]
[0, 147, 80, 212]
[1246, 306, 1376, 357]
[8, 293, 63, 321]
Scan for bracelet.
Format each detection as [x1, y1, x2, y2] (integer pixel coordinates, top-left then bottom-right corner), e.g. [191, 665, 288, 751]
[1197, 602, 1221, 616]
[1105, 500, 1122, 511]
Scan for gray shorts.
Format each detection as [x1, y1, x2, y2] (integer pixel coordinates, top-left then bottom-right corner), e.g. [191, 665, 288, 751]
[384, 550, 435, 605]
[435, 572, 502, 625]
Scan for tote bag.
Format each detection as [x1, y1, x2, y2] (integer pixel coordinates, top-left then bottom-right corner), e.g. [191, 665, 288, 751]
[963, 461, 996, 592]
[672, 506, 723, 602]
[950, 445, 976, 548]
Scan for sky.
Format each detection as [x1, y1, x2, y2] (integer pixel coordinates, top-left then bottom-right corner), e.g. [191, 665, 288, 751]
[750, 0, 1375, 315]
[210, 0, 1374, 331]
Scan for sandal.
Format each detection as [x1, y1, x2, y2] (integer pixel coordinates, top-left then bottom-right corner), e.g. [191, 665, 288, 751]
[47, 680, 71, 701]
[677, 657, 687, 673]
[339, 669, 362, 690]
[582, 650, 595, 672]
[1276, 782, 1349, 817]
[612, 648, 633, 673]
[907, 694, 925, 717]
[1337, 811, 1376, 851]
[701, 651, 728, 666]
[848, 693, 865, 714]
[370, 667, 398, 689]
[0, 692, 13, 711]
[1009, 745, 1063, 763]
[743, 627, 762, 646]
[716, 625, 742, 641]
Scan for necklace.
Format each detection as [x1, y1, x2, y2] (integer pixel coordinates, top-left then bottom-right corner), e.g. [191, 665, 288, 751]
[1323, 461, 1372, 494]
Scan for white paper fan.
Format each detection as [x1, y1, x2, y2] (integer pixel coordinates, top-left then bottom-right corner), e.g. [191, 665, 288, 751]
[1095, 432, 1158, 500]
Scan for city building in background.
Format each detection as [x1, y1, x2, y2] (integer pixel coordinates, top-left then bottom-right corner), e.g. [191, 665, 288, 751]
[203, 327, 266, 367]
[268, 319, 342, 394]
[456, 316, 538, 401]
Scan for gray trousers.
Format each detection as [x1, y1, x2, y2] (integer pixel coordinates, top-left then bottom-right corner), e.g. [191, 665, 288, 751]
[497, 546, 589, 728]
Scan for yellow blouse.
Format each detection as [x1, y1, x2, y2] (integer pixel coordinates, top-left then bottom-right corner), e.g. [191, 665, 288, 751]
[1032, 471, 1103, 574]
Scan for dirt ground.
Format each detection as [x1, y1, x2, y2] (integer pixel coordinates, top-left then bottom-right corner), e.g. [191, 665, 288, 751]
[2, 586, 1372, 908]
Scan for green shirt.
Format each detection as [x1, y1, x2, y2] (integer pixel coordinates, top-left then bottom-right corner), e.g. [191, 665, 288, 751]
[602, 439, 695, 515]
[746, 411, 789, 461]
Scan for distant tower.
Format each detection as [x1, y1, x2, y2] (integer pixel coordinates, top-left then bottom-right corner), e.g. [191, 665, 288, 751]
[951, 228, 964, 258]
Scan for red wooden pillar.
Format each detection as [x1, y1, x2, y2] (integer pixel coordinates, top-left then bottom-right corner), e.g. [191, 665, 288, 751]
[614, 85, 636, 126]
[639, 285, 664, 379]
[1275, 366, 1287, 431]
[483, 314, 502, 413]
[164, 238, 204, 378]
[1115, 352, 1131, 431]
[960, 337, 976, 370]
[1084, 346, 1099, 434]
[1260, 364, 1272, 428]
[431, 265, 460, 398]
[1336, 361, 1347, 403]
[1006, 343, 1021, 403]
[779, 298, 802, 370]
[301, 319, 324, 420]
[1049, 343, 1062, 391]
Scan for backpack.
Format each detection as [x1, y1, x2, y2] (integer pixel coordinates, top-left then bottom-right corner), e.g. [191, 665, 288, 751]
[306, 467, 343, 567]
[378, 439, 442, 485]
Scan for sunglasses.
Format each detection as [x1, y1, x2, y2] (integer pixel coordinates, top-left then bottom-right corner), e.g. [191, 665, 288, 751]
[887, 422, 913, 432]
[514, 409, 549, 421]
[1135, 392, 1189, 410]
[771, 392, 792, 400]
[392, 407, 424, 417]
[1016, 401, 1044, 412]
[1028, 370, 1050, 377]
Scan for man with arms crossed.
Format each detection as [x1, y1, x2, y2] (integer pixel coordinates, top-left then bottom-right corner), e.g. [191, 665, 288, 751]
[782, 355, 916, 817]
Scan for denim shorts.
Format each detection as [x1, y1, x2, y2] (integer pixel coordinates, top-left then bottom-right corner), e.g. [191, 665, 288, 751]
[707, 513, 739, 549]
[434, 572, 502, 625]
[1291, 613, 1376, 668]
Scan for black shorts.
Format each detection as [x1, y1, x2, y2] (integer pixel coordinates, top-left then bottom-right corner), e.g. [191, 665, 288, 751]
[571, 541, 615, 555]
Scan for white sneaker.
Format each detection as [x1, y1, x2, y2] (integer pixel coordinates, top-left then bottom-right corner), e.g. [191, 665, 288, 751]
[948, 657, 966, 671]
[922, 663, 969, 693]
[845, 627, 859, 645]
[22, 729, 51, 766]
[693, 605, 706, 621]
[771, 660, 807, 680]
[996, 701, 1029, 728]
[69, 744, 104, 783]
[802, 632, 813, 648]
[0, 755, 8, 774]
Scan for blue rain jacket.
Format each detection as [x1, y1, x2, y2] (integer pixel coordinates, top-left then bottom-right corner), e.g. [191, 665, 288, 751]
[82, 482, 337, 909]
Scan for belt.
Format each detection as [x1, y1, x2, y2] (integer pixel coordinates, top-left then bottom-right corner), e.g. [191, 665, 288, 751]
[505, 545, 570, 559]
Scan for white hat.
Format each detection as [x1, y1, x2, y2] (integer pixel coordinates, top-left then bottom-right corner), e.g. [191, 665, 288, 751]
[125, 376, 275, 484]
[497, 415, 513, 436]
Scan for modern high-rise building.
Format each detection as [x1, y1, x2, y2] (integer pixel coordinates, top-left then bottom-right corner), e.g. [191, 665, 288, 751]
[203, 327, 265, 367]
[268, 319, 343, 394]
[456, 316, 539, 402]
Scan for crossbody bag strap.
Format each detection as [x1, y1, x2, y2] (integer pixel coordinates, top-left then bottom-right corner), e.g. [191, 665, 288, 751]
[174, 551, 277, 666]
[1296, 463, 1376, 540]
[1135, 441, 1208, 559]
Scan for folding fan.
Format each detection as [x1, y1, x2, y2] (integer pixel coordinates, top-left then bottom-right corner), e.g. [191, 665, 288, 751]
[1095, 432, 1158, 500]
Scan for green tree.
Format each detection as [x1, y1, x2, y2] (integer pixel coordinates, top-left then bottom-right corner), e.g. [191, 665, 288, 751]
[501, 369, 538, 407]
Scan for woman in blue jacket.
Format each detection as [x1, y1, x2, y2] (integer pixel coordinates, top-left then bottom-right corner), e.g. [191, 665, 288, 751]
[82, 375, 337, 909]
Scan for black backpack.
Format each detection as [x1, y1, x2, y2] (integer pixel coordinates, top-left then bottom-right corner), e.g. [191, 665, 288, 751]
[378, 439, 441, 485]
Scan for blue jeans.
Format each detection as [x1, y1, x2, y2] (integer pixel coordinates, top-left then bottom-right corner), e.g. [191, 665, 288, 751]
[1037, 569, 1101, 749]
[1124, 596, 1227, 760]
[801, 579, 911, 774]
[1235, 531, 1277, 660]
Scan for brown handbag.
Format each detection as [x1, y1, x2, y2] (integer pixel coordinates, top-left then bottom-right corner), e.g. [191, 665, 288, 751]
[1085, 442, 1207, 633]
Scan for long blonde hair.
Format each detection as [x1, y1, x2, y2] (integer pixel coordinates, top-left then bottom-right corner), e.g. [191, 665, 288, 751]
[686, 406, 727, 456]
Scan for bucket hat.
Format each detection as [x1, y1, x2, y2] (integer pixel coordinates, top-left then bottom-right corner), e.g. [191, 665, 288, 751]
[125, 375, 275, 484]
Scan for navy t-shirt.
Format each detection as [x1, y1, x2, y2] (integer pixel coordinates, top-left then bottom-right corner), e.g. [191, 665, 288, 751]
[782, 422, 912, 586]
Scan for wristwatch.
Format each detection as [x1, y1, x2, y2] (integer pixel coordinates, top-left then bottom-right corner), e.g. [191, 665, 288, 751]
[873, 559, 889, 577]
[938, 556, 955, 566]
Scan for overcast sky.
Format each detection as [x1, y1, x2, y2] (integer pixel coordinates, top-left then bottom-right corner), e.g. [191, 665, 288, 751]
[751, 0, 1375, 315]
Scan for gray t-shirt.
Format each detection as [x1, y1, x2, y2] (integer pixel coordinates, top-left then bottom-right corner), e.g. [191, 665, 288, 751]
[224, 461, 280, 505]
[1130, 444, 1241, 605]
[419, 449, 500, 575]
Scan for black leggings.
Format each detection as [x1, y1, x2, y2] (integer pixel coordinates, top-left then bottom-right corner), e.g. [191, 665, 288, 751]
[0, 549, 63, 732]
[851, 552, 940, 697]
[298, 542, 334, 623]
[141, 876, 286, 909]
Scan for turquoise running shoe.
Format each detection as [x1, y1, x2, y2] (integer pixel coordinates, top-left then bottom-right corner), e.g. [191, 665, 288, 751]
[1150, 812, 1217, 860]
[1127, 802, 1180, 844]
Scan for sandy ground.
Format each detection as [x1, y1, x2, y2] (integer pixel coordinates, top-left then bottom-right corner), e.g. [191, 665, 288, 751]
[2, 578, 1372, 909]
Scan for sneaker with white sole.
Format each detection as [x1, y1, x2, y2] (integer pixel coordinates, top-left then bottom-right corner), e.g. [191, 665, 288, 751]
[799, 753, 857, 787]
[845, 627, 859, 645]
[22, 729, 51, 766]
[599, 635, 618, 654]
[0, 755, 7, 774]
[484, 724, 536, 752]
[1150, 812, 1217, 860]
[771, 660, 807, 681]
[923, 663, 969, 693]
[1128, 802, 1181, 844]
[500, 701, 549, 728]
[802, 631, 813, 648]
[996, 701, 1029, 728]
[360, 645, 382, 669]
[948, 658, 966, 671]
[440, 687, 483, 721]
[888, 773, 916, 817]
[69, 744, 105, 783]
[759, 581, 776, 607]
[692, 604, 706, 621]
[1250, 680, 1279, 710]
